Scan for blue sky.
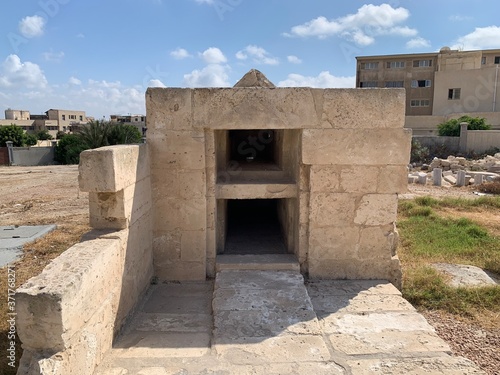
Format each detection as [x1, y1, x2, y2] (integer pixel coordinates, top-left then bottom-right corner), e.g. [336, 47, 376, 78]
[1, 0, 500, 118]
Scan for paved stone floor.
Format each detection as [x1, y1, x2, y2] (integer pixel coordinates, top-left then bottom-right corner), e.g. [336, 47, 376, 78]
[94, 270, 485, 375]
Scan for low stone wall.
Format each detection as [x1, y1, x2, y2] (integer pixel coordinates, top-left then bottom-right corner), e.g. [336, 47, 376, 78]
[11, 146, 55, 166]
[16, 144, 153, 375]
[467, 130, 500, 153]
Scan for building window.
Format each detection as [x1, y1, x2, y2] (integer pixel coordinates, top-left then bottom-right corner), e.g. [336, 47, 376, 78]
[410, 100, 430, 107]
[413, 59, 432, 67]
[69, 115, 77, 120]
[482, 57, 487, 65]
[411, 80, 432, 88]
[79, 116, 83, 121]
[448, 88, 461, 100]
[62, 115, 66, 121]
[385, 81, 404, 88]
[495, 56, 500, 64]
[362, 62, 379, 70]
[360, 81, 378, 88]
[386, 61, 405, 68]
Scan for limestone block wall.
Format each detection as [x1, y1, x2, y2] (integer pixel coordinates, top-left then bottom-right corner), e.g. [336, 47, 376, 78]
[147, 87, 411, 286]
[16, 144, 153, 375]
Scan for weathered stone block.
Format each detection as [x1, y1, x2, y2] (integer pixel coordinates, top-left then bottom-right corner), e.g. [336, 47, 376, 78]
[309, 165, 340, 192]
[79, 144, 149, 193]
[302, 128, 412, 166]
[154, 260, 206, 281]
[16, 236, 123, 351]
[146, 88, 193, 132]
[378, 165, 408, 193]
[153, 229, 181, 260]
[149, 131, 205, 170]
[309, 227, 360, 260]
[354, 194, 398, 226]
[309, 193, 355, 228]
[319, 88, 405, 129]
[216, 183, 297, 199]
[181, 230, 206, 262]
[358, 225, 395, 260]
[153, 198, 206, 231]
[192, 88, 320, 130]
[309, 257, 402, 287]
[340, 166, 379, 193]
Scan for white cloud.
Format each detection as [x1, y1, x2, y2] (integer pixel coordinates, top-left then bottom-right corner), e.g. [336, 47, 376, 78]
[278, 71, 355, 88]
[452, 26, 500, 50]
[0, 55, 48, 89]
[19, 15, 46, 38]
[170, 48, 191, 60]
[68, 76, 81, 85]
[183, 64, 230, 87]
[285, 4, 417, 46]
[76, 33, 85, 38]
[0, 66, 148, 119]
[200, 47, 227, 64]
[148, 79, 166, 87]
[287, 55, 302, 64]
[43, 51, 65, 62]
[449, 15, 473, 22]
[236, 51, 247, 60]
[195, 0, 214, 4]
[236, 45, 279, 65]
[406, 37, 431, 49]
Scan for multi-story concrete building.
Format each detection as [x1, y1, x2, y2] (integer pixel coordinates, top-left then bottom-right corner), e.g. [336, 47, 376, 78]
[1, 108, 90, 138]
[356, 48, 500, 134]
[110, 114, 147, 135]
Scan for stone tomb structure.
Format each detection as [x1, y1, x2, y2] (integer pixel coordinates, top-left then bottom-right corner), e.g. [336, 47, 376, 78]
[146, 76, 410, 285]
[15, 73, 411, 374]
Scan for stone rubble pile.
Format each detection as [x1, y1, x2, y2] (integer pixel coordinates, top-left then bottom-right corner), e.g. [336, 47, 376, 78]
[408, 153, 500, 187]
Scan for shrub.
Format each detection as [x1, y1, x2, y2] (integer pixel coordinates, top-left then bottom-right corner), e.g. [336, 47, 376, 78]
[25, 133, 38, 146]
[410, 139, 430, 164]
[36, 129, 53, 140]
[0, 124, 26, 146]
[437, 116, 491, 137]
[54, 134, 88, 164]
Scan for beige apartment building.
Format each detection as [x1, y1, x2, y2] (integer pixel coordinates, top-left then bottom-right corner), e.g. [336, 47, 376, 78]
[1, 108, 90, 137]
[356, 48, 500, 134]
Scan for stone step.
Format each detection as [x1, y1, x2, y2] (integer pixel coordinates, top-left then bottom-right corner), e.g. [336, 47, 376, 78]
[212, 269, 335, 367]
[215, 254, 300, 272]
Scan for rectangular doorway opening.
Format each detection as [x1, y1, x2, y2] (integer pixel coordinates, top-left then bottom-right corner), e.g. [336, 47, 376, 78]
[223, 199, 287, 255]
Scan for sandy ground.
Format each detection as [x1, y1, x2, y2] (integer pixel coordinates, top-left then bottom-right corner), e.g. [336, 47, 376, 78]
[0, 165, 88, 227]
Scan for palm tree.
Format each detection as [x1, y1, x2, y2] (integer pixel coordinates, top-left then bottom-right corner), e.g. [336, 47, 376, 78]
[77, 120, 111, 149]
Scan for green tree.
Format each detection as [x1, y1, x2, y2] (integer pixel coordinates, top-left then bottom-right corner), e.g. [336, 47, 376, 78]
[0, 124, 26, 147]
[54, 134, 88, 164]
[25, 133, 38, 146]
[56, 131, 66, 139]
[108, 124, 142, 145]
[36, 129, 53, 140]
[77, 120, 110, 149]
[437, 116, 491, 136]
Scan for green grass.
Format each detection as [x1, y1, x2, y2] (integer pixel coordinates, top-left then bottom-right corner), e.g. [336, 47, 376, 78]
[398, 197, 500, 318]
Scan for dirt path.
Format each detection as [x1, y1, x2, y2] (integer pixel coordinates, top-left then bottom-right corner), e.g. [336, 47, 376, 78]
[0, 165, 88, 227]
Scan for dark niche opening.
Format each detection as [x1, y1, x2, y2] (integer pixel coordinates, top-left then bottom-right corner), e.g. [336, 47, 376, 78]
[224, 199, 286, 255]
